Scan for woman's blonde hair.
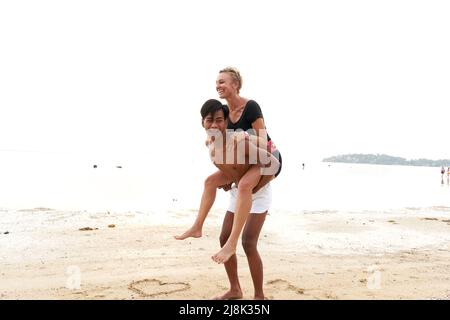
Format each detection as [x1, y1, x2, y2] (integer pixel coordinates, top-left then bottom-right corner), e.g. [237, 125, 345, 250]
[219, 67, 243, 94]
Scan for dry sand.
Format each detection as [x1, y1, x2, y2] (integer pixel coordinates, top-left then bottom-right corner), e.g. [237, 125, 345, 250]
[1, 207, 450, 300]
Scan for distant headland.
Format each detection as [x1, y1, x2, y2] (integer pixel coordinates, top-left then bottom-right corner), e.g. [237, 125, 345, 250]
[322, 154, 450, 167]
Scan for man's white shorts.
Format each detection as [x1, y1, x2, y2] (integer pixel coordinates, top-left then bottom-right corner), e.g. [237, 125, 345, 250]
[227, 183, 272, 214]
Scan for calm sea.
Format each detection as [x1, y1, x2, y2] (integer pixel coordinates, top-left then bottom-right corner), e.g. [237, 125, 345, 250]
[1, 151, 449, 214]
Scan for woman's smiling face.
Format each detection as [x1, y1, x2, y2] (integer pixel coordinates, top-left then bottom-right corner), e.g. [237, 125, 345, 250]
[216, 72, 239, 99]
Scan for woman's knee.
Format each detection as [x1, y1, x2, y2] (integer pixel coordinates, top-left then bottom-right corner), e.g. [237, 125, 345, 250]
[237, 178, 255, 193]
[204, 174, 219, 189]
[237, 167, 260, 192]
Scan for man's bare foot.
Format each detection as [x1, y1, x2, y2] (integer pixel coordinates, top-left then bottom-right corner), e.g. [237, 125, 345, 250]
[174, 226, 202, 240]
[211, 243, 236, 264]
[254, 295, 266, 300]
[212, 289, 243, 300]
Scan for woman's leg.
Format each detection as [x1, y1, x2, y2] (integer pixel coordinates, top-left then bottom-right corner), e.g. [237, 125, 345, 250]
[242, 212, 267, 300]
[175, 170, 232, 240]
[252, 149, 281, 194]
[212, 211, 243, 300]
[252, 174, 274, 194]
[212, 165, 260, 263]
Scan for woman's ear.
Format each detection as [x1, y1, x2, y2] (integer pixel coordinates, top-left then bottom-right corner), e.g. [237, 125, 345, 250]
[232, 81, 239, 92]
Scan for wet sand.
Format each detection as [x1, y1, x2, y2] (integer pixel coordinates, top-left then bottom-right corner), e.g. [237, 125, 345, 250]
[1, 207, 450, 300]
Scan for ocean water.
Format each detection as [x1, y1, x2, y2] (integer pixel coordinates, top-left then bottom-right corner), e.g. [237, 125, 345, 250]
[272, 160, 450, 212]
[0, 151, 449, 214]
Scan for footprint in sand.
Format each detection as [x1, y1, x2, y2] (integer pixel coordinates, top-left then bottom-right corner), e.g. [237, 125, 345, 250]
[128, 279, 191, 298]
[266, 279, 305, 296]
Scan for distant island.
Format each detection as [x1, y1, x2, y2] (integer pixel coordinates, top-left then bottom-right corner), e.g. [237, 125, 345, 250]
[322, 154, 450, 167]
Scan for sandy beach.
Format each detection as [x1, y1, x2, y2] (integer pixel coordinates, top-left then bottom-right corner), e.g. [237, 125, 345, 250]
[1, 206, 450, 300]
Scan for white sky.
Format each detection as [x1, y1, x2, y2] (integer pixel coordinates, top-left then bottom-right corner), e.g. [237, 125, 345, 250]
[1, 0, 449, 164]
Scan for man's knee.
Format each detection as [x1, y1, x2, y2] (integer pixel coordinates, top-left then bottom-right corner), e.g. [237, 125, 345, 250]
[219, 233, 230, 247]
[242, 236, 258, 254]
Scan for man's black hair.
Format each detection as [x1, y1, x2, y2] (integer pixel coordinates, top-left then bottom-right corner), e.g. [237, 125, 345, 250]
[200, 99, 229, 120]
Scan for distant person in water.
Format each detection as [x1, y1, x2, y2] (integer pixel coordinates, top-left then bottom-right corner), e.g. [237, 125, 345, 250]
[441, 166, 446, 184]
[447, 167, 450, 185]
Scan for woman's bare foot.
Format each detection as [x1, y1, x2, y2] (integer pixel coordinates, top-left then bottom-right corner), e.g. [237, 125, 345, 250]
[212, 289, 243, 300]
[174, 226, 202, 240]
[211, 243, 236, 264]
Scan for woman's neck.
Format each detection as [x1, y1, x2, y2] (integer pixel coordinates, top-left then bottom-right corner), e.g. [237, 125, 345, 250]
[226, 95, 246, 111]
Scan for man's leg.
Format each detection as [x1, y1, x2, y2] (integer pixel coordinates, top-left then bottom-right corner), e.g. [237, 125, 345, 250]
[212, 211, 243, 300]
[175, 170, 232, 240]
[212, 166, 260, 263]
[242, 212, 267, 300]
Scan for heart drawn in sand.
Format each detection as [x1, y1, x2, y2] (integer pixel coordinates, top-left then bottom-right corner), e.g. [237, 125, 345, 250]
[128, 279, 190, 298]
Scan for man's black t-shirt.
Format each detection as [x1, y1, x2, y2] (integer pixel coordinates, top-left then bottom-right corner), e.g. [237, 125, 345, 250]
[225, 100, 271, 141]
